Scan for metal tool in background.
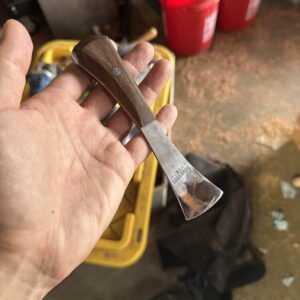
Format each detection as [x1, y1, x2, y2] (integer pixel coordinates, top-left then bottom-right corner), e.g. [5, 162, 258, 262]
[72, 36, 223, 220]
[27, 62, 61, 95]
[119, 26, 158, 84]
[92, 24, 158, 58]
[118, 27, 158, 57]
[116, 0, 158, 57]
[28, 25, 157, 100]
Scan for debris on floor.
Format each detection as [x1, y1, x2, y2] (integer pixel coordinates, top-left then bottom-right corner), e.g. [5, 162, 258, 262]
[252, 172, 280, 192]
[259, 248, 268, 255]
[282, 275, 295, 287]
[280, 181, 298, 199]
[293, 242, 300, 253]
[292, 128, 300, 150]
[271, 210, 289, 231]
[291, 174, 300, 189]
[256, 118, 295, 150]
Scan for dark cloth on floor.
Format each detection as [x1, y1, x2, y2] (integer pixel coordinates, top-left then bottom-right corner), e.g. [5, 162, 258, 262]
[155, 154, 265, 300]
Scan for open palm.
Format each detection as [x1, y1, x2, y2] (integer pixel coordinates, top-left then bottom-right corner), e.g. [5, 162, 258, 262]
[0, 20, 177, 296]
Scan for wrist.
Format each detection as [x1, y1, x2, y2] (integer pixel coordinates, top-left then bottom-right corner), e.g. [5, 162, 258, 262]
[0, 251, 56, 300]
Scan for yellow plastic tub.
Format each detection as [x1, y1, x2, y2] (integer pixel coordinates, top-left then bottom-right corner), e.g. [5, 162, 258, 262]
[25, 40, 175, 268]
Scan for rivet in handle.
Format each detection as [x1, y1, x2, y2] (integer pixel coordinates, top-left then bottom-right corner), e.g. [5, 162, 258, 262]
[112, 66, 122, 76]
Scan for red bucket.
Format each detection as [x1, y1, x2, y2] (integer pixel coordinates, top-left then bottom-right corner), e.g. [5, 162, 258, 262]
[161, 0, 220, 55]
[217, 0, 261, 32]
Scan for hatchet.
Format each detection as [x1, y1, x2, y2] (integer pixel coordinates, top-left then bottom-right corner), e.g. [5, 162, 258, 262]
[72, 36, 223, 220]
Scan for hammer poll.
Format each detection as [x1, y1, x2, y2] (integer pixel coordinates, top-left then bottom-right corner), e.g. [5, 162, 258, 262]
[72, 36, 223, 220]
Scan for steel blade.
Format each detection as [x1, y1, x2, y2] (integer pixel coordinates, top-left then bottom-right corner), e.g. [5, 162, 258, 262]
[141, 120, 223, 220]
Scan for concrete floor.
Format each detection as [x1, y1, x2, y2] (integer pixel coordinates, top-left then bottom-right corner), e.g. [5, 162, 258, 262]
[46, 1, 300, 299]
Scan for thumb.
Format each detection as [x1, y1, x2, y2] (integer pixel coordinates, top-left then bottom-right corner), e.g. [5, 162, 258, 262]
[0, 19, 33, 110]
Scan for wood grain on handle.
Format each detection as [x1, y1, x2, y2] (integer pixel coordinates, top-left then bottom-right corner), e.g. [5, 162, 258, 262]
[72, 36, 155, 128]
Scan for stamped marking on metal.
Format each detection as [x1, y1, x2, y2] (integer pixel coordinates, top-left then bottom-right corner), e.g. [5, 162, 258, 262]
[170, 164, 192, 184]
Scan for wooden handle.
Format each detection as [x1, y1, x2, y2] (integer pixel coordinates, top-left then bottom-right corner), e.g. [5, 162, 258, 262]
[72, 36, 155, 128]
[135, 27, 158, 43]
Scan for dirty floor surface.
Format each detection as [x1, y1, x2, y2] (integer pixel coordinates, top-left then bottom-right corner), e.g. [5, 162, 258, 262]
[46, 1, 300, 299]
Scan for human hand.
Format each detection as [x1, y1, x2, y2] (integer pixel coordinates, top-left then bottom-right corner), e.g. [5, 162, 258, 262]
[0, 20, 177, 299]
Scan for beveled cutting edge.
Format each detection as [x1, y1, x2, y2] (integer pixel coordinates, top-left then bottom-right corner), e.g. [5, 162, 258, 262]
[72, 36, 223, 220]
[141, 120, 222, 219]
